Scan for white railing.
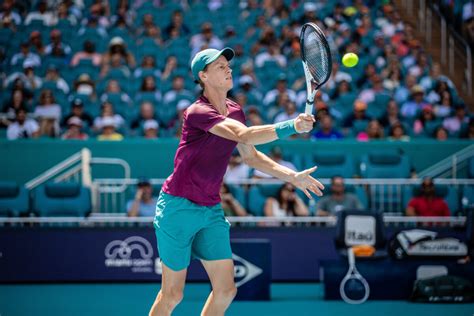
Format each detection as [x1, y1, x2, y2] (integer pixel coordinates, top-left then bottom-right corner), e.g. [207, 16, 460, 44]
[418, 144, 474, 178]
[0, 215, 466, 228]
[92, 178, 474, 214]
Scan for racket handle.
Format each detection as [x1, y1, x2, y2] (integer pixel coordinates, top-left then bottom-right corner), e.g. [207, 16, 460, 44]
[305, 102, 313, 115]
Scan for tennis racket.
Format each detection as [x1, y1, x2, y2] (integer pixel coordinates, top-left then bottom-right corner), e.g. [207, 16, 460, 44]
[300, 22, 332, 115]
[339, 247, 370, 304]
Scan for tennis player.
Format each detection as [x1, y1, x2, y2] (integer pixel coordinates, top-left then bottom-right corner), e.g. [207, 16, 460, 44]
[150, 47, 324, 316]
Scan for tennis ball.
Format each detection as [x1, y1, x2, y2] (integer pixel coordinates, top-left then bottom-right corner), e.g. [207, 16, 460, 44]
[342, 53, 359, 68]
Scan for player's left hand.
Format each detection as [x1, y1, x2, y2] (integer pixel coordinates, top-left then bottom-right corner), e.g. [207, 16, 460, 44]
[294, 113, 316, 133]
[292, 166, 324, 198]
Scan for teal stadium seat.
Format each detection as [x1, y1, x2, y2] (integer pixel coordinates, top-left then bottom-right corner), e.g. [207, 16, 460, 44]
[0, 181, 29, 217]
[33, 182, 92, 217]
[360, 150, 411, 178]
[304, 151, 355, 178]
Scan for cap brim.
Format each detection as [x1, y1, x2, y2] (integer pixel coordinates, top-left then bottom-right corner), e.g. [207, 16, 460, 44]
[208, 47, 235, 65]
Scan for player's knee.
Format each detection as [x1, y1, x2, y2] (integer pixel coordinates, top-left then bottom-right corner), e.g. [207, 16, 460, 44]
[214, 285, 237, 302]
[162, 288, 184, 307]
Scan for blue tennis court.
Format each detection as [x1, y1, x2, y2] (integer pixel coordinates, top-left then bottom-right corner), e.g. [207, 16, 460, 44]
[1, 283, 473, 316]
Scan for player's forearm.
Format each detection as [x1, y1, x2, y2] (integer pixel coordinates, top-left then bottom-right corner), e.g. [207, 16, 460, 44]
[238, 124, 279, 145]
[247, 151, 296, 183]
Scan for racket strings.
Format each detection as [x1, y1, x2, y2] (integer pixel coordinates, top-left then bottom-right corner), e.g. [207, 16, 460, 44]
[302, 28, 331, 86]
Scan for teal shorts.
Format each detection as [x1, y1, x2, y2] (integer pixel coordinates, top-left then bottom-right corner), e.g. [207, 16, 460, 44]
[153, 191, 232, 271]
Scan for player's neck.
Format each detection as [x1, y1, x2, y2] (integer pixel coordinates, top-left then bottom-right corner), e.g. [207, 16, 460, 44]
[204, 89, 228, 115]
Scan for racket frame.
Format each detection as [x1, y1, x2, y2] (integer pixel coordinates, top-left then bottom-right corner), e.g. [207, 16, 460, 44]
[339, 247, 370, 304]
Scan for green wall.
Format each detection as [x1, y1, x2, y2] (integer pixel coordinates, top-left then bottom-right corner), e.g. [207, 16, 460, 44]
[0, 139, 472, 184]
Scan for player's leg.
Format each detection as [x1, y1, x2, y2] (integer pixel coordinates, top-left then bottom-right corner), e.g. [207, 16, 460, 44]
[193, 206, 236, 316]
[200, 259, 237, 316]
[149, 263, 187, 316]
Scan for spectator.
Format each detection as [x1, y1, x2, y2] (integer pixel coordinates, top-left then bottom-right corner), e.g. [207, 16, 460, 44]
[358, 75, 389, 105]
[379, 99, 402, 128]
[28, 30, 45, 56]
[34, 89, 61, 137]
[7, 108, 39, 140]
[263, 75, 297, 107]
[461, 118, 474, 139]
[134, 55, 161, 80]
[443, 103, 470, 135]
[55, 2, 78, 26]
[342, 100, 371, 132]
[163, 76, 193, 107]
[264, 183, 309, 217]
[190, 22, 224, 56]
[406, 178, 450, 217]
[388, 122, 410, 141]
[160, 55, 178, 82]
[312, 114, 343, 140]
[61, 98, 94, 128]
[357, 119, 384, 141]
[100, 79, 132, 107]
[73, 74, 97, 101]
[316, 176, 363, 216]
[220, 183, 248, 216]
[101, 37, 136, 75]
[143, 119, 159, 139]
[4, 59, 42, 91]
[61, 117, 88, 140]
[135, 75, 162, 104]
[10, 42, 41, 68]
[413, 104, 438, 137]
[394, 74, 417, 105]
[253, 146, 296, 178]
[101, 52, 131, 79]
[274, 101, 298, 123]
[224, 151, 250, 183]
[24, 1, 56, 26]
[127, 178, 158, 217]
[130, 101, 158, 130]
[45, 29, 72, 56]
[2, 89, 29, 118]
[43, 65, 69, 94]
[246, 106, 264, 126]
[255, 43, 287, 68]
[237, 75, 263, 105]
[434, 126, 449, 141]
[164, 10, 190, 40]
[77, 16, 107, 41]
[136, 13, 157, 38]
[93, 101, 125, 131]
[97, 116, 123, 141]
[401, 85, 429, 120]
[0, 1, 22, 27]
[434, 90, 454, 118]
[70, 41, 102, 67]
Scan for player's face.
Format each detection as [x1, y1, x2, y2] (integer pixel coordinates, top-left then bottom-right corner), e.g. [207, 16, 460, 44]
[203, 56, 233, 91]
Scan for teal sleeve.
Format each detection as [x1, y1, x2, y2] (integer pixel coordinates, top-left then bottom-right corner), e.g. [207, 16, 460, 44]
[275, 119, 297, 139]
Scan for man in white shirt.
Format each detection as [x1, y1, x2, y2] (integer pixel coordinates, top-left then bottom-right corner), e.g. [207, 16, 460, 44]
[24, 1, 57, 26]
[7, 108, 40, 140]
[224, 151, 250, 183]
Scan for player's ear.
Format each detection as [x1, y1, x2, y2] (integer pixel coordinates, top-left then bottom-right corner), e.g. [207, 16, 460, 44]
[198, 70, 207, 83]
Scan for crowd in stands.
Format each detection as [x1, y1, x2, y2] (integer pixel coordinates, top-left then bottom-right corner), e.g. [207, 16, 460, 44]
[0, 0, 472, 141]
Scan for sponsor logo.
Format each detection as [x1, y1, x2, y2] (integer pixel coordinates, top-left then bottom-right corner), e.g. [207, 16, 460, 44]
[104, 236, 154, 273]
[232, 253, 262, 288]
[345, 230, 374, 243]
[345, 216, 376, 246]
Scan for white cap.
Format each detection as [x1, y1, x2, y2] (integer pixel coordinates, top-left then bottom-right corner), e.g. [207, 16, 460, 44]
[109, 36, 125, 46]
[143, 119, 159, 130]
[177, 99, 191, 111]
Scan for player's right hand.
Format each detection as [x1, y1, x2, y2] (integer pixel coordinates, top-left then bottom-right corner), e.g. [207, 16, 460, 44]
[294, 113, 315, 133]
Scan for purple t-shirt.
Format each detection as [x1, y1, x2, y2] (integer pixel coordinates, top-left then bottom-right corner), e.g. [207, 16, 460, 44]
[162, 96, 246, 206]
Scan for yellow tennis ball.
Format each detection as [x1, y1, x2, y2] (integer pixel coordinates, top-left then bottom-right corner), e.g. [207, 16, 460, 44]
[342, 53, 359, 68]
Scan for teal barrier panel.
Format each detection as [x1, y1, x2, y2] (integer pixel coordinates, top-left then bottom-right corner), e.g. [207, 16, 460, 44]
[0, 139, 471, 184]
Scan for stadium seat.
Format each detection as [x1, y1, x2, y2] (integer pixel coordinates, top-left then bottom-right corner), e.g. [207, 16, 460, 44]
[32, 182, 92, 217]
[360, 150, 411, 178]
[0, 181, 29, 217]
[304, 151, 355, 178]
